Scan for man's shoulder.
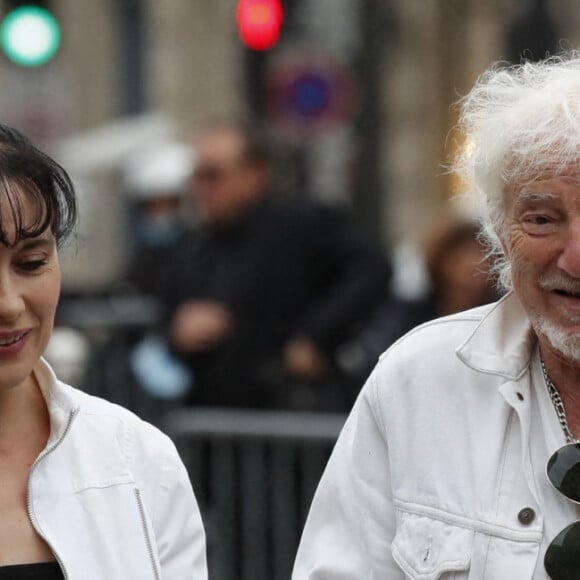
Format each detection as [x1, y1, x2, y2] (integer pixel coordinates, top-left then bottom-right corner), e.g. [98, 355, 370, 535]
[269, 196, 344, 221]
[359, 302, 509, 425]
[374, 303, 497, 384]
[387, 303, 492, 353]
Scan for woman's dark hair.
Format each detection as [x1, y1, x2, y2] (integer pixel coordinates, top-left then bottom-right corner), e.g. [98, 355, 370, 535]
[0, 123, 77, 247]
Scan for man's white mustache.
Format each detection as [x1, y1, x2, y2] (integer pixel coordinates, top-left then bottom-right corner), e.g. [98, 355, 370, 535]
[539, 274, 580, 294]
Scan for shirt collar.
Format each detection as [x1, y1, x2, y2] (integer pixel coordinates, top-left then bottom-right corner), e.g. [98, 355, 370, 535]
[456, 292, 537, 380]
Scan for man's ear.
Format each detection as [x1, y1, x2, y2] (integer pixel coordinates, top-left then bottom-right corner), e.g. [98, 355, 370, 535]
[499, 234, 509, 257]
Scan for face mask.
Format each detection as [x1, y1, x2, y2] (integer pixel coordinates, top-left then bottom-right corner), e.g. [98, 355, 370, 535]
[135, 212, 182, 247]
[130, 334, 192, 399]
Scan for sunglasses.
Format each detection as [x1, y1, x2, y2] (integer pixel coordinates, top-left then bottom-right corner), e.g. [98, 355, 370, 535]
[193, 165, 228, 183]
[545, 442, 580, 579]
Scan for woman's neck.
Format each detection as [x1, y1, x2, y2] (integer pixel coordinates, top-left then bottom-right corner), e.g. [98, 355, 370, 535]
[0, 375, 50, 448]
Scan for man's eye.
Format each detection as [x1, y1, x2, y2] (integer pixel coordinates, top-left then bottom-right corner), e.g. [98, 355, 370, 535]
[522, 213, 553, 225]
[521, 212, 559, 234]
[18, 259, 48, 272]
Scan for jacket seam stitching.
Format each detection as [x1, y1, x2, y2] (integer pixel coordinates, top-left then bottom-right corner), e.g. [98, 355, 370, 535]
[73, 479, 135, 493]
[378, 315, 484, 361]
[369, 370, 387, 435]
[391, 544, 470, 579]
[494, 409, 514, 517]
[482, 533, 492, 574]
[455, 354, 531, 380]
[393, 499, 542, 542]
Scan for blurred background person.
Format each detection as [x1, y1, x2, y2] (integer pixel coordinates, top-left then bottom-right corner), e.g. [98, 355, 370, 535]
[336, 213, 501, 385]
[164, 120, 391, 411]
[121, 141, 195, 401]
[422, 214, 500, 316]
[122, 140, 195, 299]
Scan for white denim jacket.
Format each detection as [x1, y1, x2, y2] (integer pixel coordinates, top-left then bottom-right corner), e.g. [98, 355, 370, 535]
[293, 293, 548, 579]
[29, 358, 207, 579]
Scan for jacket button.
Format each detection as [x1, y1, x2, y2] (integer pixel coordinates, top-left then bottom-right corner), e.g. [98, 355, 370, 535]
[518, 507, 535, 525]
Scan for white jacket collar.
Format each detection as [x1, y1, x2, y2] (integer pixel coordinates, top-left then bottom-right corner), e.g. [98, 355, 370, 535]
[456, 292, 537, 380]
[33, 358, 80, 445]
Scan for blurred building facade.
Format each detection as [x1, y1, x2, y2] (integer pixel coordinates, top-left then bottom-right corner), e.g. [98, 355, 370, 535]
[0, 0, 578, 291]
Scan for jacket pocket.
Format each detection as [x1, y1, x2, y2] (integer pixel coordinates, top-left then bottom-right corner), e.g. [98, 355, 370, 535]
[392, 511, 473, 580]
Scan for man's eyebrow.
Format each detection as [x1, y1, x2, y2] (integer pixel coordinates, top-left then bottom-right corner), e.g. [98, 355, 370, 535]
[514, 191, 557, 206]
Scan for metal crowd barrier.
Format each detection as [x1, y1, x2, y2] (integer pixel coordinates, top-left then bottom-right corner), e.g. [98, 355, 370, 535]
[164, 408, 347, 580]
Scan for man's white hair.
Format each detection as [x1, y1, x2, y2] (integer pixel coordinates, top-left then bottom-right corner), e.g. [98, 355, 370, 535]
[454, 51, 580, 291]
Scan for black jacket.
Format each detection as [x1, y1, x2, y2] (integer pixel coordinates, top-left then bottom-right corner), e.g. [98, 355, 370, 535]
[163, 197, 390, 409]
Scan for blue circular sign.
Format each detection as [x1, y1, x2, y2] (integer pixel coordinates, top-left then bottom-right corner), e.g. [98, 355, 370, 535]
[290, 73, 332, 119]
[267, 57, 355, 136]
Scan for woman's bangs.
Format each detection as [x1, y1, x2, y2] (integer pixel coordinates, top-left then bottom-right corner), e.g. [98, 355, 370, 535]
[0, 176, 52, 247]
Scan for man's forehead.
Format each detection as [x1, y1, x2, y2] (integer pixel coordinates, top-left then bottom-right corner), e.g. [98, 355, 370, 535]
[507, 175, 580, 211]
[197, 128, 245, 160]
[509, 166, 580, 192]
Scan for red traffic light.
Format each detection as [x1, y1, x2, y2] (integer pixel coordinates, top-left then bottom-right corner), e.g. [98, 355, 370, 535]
[236, 0, 283, 51]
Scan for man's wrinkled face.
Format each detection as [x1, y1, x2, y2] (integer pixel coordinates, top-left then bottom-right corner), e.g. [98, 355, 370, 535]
[504, 168, 580, 361]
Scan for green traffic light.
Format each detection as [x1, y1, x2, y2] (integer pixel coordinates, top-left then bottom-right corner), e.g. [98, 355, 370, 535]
[0, 5, 61, 67]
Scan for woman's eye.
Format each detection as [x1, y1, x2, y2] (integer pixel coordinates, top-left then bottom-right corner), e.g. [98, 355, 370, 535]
[18, 259, 48, 272]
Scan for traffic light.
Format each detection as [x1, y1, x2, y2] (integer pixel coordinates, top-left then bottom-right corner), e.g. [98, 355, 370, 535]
[236, 0, 283, 51]
[0, 1, 61, 67]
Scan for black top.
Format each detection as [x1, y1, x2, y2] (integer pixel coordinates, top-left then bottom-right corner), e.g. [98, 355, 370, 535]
[0, 562, 64, 579]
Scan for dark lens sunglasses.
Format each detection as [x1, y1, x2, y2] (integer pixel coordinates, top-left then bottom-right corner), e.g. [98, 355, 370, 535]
[193, 165, 227, 183]
[545, 442, 580, 579]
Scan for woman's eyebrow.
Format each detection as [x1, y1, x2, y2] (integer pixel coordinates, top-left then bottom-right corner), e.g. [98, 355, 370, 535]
[18, 237, 55, 251]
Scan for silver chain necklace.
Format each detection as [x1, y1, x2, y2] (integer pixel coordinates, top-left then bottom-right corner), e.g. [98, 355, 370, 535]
[540, 353, 579, 444]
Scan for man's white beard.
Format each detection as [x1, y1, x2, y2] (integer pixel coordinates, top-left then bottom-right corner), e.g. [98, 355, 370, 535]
[535, 316, 580, 363]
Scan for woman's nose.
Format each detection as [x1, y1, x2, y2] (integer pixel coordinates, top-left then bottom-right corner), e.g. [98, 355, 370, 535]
[0, 279, 24, 322]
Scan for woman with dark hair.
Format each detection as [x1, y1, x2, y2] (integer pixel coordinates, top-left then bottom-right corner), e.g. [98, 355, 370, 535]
[0, 124, 207, 579]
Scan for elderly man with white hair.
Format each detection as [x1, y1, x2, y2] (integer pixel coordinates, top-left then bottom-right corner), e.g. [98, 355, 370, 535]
[292, 51, 580, 580]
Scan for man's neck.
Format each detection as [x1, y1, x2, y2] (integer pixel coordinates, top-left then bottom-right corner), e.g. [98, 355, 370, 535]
[540, 341, 580, 439]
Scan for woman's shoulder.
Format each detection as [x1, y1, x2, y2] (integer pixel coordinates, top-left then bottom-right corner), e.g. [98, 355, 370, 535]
[37, 360, 175, 456]
[61, 383, 179, 459]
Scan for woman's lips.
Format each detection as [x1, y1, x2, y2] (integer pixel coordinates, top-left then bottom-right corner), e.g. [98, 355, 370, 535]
[0, 331, 27, 346]
[0, 330, 30, 356]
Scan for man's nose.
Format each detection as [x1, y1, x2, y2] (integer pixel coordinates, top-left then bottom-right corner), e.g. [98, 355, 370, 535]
[558, 221, 580, 278]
